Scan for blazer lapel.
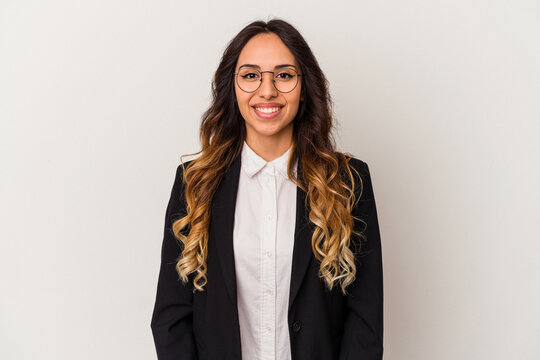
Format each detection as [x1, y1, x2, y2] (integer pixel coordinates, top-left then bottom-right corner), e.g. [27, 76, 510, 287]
[287, 165, 314, 313]
[211, 155, 242, 309]
[211, 153, 314, 315]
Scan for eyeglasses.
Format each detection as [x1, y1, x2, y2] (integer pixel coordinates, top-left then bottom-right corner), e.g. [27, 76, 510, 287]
[233, 66, 302, 93]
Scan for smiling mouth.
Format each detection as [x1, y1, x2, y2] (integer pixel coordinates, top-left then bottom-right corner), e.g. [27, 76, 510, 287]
[254, 106, 283, 113]
[253, 105, 283, 119]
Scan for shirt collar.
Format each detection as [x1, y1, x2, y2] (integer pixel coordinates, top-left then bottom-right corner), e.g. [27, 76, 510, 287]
[241, 140, 297, 178]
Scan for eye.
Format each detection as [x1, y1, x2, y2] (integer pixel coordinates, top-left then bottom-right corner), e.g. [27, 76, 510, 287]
[276, 72, 293, 79]
[240, 72, 260, 80]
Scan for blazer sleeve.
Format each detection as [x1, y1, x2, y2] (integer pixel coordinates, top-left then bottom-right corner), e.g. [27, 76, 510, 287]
[339, 159, 384, 360]
[150, 164, 198, 359]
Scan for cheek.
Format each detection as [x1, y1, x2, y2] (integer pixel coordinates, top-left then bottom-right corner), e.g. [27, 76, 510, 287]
[287, 93, 302, 110]
[235, 93, 249, 108]
[234, 86, 240, 103]
[238, 96, 251, 110]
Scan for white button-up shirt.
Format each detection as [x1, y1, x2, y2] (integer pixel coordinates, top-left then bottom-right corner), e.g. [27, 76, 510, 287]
[233, 140, 298, 360]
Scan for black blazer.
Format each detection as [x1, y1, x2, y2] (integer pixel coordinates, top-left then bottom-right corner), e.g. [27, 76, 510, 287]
[151, 154, 383, 360]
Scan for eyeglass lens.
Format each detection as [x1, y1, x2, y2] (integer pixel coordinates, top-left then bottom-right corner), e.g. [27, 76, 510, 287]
[236, 67, 299, 93]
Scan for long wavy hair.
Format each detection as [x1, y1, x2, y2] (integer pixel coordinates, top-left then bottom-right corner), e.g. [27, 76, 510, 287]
[172, 18, 366, 295]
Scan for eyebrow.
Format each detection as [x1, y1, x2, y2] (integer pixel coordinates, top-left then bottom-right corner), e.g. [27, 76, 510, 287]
[238, 64, 298, 70]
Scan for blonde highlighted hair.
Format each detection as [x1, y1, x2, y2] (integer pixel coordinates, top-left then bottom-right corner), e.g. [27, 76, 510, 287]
[171, 19, 367, 295]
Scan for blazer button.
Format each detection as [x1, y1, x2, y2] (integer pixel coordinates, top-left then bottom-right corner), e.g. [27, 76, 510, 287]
[292, 321, 302, 332]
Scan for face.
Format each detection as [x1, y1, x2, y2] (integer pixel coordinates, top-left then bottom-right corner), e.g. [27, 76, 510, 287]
[234, 32, 303, 145]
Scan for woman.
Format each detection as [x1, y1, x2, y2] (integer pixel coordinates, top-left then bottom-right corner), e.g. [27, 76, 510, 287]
[151, 18, 383, 360]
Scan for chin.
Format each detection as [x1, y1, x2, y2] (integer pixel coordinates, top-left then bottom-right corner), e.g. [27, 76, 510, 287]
[252, 127, 283, 137]
[252, 122, 293, 137]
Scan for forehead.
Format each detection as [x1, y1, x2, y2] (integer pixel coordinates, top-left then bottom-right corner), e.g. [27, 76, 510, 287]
[236, 33, 299, 70]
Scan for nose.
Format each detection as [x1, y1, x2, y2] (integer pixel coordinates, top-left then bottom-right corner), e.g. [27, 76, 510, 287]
[258, 72, 278, 98]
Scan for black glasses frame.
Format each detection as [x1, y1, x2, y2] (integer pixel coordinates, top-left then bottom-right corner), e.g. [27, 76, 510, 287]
[233, 69, 302, 93]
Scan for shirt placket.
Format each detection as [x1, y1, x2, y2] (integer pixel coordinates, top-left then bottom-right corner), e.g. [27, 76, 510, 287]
[260, 165, 277, 360]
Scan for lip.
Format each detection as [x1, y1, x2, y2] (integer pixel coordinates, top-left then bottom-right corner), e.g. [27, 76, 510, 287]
[252, 103, 284, 119]
[253, 104, 284, 119]
[253, 102, 284, 108]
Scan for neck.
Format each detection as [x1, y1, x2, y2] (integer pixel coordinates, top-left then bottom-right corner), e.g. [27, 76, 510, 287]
[245, 133, 293, 162]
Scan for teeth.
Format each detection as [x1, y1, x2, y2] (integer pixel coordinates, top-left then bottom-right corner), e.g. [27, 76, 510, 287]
[255, 107, 281, 114]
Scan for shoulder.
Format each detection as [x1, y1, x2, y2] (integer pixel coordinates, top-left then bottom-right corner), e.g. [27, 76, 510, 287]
[166, 160, 197, 223]
[169, 159, 196, 203]
[343, 155, 375, 202]
[171, 159, 197, 188]
[174, 159, 195, 176]
[345, 155, 368, 174]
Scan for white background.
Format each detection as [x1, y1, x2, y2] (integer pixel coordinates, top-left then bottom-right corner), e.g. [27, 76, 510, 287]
[1, 1, 539, 359]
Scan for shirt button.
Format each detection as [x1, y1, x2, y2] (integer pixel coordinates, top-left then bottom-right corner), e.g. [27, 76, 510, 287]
[266, 325, 272, 332]
[265, 214, 272, 221]
[266, 289, 273, 295]
[266, 251, 273, 258]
